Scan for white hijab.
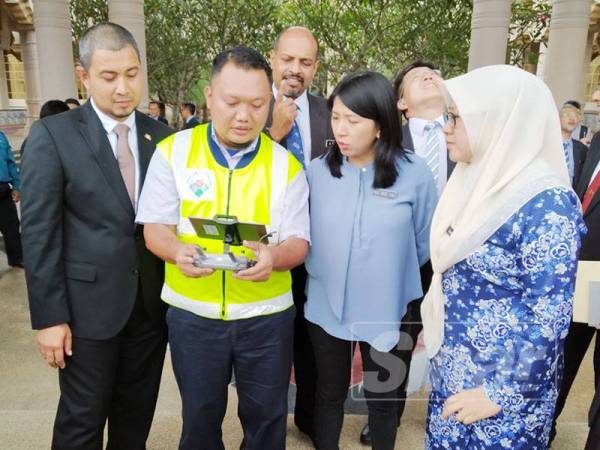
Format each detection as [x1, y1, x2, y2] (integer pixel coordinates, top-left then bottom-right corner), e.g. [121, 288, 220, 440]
[421, 65, 572, 358]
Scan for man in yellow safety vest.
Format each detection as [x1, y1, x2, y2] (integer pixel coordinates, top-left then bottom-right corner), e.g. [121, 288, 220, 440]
[136, 46, 310, 450]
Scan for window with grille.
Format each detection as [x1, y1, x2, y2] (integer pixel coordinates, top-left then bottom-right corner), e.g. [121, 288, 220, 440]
[4, 52, 25, 100]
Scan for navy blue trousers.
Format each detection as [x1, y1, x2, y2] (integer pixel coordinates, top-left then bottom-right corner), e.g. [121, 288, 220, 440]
[167, 306, 295, 450]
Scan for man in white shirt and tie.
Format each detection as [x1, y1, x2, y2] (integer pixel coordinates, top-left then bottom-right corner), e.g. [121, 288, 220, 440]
[359, 60, 454, 445]
[396, 60, 453, 196]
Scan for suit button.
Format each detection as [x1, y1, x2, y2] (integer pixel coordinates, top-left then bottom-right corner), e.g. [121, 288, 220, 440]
[132, 269, 139, 275]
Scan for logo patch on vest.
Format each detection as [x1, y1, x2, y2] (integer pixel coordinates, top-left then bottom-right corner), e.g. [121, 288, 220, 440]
[185, 169, 215, 201]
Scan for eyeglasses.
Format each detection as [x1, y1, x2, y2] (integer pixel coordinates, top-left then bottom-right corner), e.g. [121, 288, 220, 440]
[443, 110, 459, 129]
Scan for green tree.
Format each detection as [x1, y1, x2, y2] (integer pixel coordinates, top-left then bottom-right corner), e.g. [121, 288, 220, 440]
[69, 0, 554, 122]
[145, 0, 280, 126]
[69, 0, 108, 58]
[508, 0, 551, 71]
[280, 0, 472, 91]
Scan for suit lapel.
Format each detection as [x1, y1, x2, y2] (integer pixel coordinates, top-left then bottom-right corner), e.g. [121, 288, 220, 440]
[585, 190, 600, 217]
[78, 102, 135, 218]
[266, 98, 275, 133]
[135, 112, 154, 185]
[401, 123, 414, 151]
[577, 148, 600, 199]
[577, 144, 600, 217]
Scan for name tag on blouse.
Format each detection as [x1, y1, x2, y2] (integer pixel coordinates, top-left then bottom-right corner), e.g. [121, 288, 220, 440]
[372, 189, 398, 199]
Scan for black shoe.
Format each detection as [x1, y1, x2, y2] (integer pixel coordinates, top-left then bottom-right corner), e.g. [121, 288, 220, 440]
[360, 424, 372, 446]
[9, 262, 23, 269]
[296, 424, 317, 448]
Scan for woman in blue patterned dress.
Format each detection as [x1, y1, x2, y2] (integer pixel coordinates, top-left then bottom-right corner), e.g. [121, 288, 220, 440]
[421, 65, 586, 449]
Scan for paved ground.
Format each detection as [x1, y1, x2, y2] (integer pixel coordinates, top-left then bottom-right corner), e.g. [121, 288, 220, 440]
[0, 249, 594, 449]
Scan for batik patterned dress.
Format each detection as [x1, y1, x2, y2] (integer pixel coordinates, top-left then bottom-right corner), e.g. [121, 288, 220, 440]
[425, 188, 586, 449]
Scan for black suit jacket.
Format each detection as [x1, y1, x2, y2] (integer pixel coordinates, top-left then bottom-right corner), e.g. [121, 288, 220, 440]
[266, 92, 334, 161]
[21, 101, 174, 339]
[402, 123, 456, 178]
[183, 116, 200, 130]
[157, 116, 168, 125]
[575, 132, 600, 261]
[572, 139, 588, 188]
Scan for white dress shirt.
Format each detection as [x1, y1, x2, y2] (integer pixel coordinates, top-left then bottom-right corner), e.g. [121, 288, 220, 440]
[589, 159, 600, 188]
[90, 98, 140, 202]
[408, 115, 448, 196]
[272, 84, 312, 161]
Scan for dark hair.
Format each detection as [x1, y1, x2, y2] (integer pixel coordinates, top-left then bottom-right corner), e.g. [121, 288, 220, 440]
[149, 100, 159, 107]
[64, 98, 80, 107]
[211, 46, 272, 83]
[326, 71, 408, 189]
[182, 102, 196, 115]
[393, 60, 437, 99]
[79, 22, 140, 70]
[564, 100, 582, 110]
[40, 100, 70, 118]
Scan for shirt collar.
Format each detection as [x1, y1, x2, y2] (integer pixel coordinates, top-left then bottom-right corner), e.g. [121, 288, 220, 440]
[90, 97, 136, 135]
[272, 83, 309, 112]
[408, 115, 444, 137]
[209, 123, 258, 158]
[186, 116, 194, 123]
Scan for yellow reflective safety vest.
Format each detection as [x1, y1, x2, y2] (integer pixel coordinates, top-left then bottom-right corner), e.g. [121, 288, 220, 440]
[157, 123, 303, 320]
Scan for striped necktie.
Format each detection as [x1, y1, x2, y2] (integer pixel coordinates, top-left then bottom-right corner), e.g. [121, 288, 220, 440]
[286, 119, 305, 168]
[423, 122, 440, 185]
[562, 141, 574, 183]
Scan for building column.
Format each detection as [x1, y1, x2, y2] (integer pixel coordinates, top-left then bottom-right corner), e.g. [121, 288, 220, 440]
[108, 0, 149, 111]
[32, 0, 77, 103]
[543, 0, 591, 106]
[20, 30, 42, 124]
[581, 28, 596, 101]
[468, 0, 511, 71]
[0, 54, 9, 110]
[0, 6, 11, 109]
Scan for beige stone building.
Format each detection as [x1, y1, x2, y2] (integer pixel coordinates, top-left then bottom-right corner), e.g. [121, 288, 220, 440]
[2, 0, 600, 136]
[468, 0, 600, 128]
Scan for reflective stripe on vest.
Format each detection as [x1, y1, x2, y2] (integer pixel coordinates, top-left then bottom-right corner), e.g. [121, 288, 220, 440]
[157, 123, 302, 320]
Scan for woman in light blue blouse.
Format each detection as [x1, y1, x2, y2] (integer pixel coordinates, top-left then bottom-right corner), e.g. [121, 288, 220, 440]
[305, 71, 437, 450]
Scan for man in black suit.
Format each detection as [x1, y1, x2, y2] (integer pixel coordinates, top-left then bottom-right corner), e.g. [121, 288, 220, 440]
[552, 119, 600, 443]
[564, 100, 591, 145]
[265, 26, 333, 444]
[359, 60, 455, 445]
[560, 104, 588, 187]
[181, 102, 200, 129]
[20, 23, 173, 450]
[148, 100, 168, 125]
